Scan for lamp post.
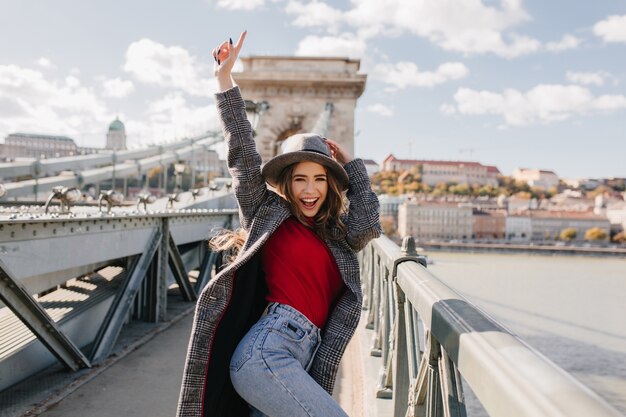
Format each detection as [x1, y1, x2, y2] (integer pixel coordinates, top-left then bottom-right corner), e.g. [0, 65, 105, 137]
[244, 100, 270, 136]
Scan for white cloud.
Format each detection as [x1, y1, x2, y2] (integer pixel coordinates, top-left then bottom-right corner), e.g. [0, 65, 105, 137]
[123, 39, 213, 96]
[342, 0, 539, 58]
[296, 33, 367, 58]
[566, 71, 608, 87]
[285, 0, 541, 58]
[440, 103, 457, 115]
[366, 103, 393, 117]
[372, 61, 469, 90]
[285, 0, 344, 33]
[0, 64, 110, 146]
[214, 0, 265, 10]
[593, 14, 626, 43]
[102, 77, 135, 98]
[36, 57, 55, 69]
[126, 93, 218, 145]
[65, 76, 80, 88]
[450, 84, 626, 126]
[546, 34, 581, 52]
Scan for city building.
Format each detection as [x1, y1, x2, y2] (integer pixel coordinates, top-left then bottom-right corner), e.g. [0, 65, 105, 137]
[106, 117, 127, 150]
[505, 215, 532, 242]
[606, 197, 626, 234]
[378, 194, 407, 218]
[472, 209, 506, 240]
[362, 159, 379, 176]
[398, 201, 473, 241]
[0, 133, 79, 159]
[506, 210, 610, 242]
[381, 154, 500, 186]
[513, 168, 559, 190]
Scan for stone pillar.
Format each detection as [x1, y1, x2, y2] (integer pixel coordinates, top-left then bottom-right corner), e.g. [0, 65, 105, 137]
[233, 56, 366, 163]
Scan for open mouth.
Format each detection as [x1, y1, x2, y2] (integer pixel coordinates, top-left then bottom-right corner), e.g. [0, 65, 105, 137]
[300, 197, 319, 210]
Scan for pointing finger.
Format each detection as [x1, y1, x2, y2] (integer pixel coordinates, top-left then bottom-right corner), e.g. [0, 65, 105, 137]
[234, 30, 247, 52]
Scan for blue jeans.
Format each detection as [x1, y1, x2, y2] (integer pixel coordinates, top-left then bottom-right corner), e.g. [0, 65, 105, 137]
[229, 302, 349, 417]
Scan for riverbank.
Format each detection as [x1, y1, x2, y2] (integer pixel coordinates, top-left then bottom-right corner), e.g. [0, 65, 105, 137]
[418, 241, 626, 258]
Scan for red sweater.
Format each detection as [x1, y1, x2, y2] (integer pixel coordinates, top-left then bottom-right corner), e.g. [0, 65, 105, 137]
[262, 217, 344, 328]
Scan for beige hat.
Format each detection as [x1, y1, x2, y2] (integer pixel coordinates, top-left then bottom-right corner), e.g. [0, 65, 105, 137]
[261, 133, 349, 190]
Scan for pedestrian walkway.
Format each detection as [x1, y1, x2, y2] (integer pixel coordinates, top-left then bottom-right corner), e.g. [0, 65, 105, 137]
[38, 314, 192, 417]
[9, 307, 392, 417]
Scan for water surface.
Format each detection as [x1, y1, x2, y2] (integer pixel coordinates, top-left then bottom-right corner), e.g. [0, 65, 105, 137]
[426, 251, 626, 413]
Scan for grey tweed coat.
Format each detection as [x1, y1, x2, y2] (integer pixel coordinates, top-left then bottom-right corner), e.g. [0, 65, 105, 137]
[176, 86, 381, 417]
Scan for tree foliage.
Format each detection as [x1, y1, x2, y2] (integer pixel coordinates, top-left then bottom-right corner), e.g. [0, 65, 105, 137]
[560, 227, 577, 242]
[584, 227, 608, 241]
[369, 170, 555, 198]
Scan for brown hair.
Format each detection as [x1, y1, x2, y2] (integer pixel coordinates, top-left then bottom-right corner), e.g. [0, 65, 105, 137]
[209, 161, 347, 259]
[276, 163, 347, 240]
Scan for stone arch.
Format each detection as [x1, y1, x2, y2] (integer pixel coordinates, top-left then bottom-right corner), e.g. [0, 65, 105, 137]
[272, 125, 302, 157]
[234, 56, 366, 162]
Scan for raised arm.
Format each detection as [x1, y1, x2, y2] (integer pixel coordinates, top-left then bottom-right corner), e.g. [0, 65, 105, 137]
[326, 139, 381, 251]
[213, 32, 267, 230]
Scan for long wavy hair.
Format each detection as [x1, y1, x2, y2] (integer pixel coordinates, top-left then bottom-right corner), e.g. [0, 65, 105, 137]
[210, 161, 347, 259]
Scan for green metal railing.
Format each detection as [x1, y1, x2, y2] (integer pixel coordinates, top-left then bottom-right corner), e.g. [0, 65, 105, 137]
[360, 235, 621, 417]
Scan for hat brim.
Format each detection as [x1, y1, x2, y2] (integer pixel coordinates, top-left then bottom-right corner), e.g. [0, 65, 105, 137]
[261, 151, 349, 191]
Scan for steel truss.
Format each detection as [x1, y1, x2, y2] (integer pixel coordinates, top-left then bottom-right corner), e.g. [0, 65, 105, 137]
[0, 210, 236, 386]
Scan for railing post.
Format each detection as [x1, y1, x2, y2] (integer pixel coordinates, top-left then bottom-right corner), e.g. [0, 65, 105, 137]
[376, 236, 428, 401]
[392, 284, 410, 417]
[366, 252, 379, 330]
[376, 264, 393, 398]
[425, 333, 443, 417]
[370, 259, 384, 356]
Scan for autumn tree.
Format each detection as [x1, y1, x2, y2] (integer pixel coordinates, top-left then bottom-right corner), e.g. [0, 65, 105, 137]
[560, 227, 577, 242]
[584, 227, 607, 241]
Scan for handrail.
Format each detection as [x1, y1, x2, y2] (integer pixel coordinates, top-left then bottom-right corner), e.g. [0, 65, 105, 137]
[0, 133, 223, 199]
[360, 235, 621, 417]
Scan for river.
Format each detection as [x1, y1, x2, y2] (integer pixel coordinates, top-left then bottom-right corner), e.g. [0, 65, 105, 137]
[425, 251, 626, 414]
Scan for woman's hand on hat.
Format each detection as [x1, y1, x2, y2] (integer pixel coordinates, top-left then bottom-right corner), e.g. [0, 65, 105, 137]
[213, 31, 246, 90]
[325, 139, 352, 165]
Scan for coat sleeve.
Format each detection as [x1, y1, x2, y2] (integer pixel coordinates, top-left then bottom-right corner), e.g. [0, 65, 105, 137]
[342, 158, 382, 251]
[216, 86, 267, 231]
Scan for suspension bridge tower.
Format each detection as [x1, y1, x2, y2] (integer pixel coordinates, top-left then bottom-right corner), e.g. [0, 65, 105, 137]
[233, 56, 366, 162]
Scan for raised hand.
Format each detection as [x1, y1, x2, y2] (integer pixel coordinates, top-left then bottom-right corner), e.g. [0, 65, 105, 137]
[213, 31, 246, 91]
[325, 138, 353, 165]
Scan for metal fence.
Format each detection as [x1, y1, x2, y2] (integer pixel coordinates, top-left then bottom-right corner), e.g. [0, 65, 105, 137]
[0, 208, 237, 393]
[360, 235, 622, 417]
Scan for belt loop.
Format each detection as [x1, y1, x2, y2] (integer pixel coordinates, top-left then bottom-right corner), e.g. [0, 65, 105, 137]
[261, 302, 272, 317]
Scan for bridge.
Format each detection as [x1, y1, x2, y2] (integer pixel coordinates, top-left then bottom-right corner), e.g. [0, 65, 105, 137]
[1, 57, 623, 417]
[0, 192, 622, 416]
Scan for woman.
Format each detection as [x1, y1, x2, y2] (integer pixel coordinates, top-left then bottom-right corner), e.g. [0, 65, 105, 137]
[176, 31, 381, 417]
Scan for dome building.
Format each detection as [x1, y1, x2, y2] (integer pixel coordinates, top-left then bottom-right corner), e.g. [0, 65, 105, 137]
[106, 117, 127, 150]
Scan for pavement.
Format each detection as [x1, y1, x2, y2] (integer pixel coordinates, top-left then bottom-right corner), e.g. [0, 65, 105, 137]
[8, 309, 394, 417]
[37, 314, 192, 417]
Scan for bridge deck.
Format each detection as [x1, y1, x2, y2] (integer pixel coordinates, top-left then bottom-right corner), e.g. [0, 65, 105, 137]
[1, 296, 393, 417]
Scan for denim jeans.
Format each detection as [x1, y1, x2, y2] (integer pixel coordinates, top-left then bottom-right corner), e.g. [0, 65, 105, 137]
[229, 302, 349, 417]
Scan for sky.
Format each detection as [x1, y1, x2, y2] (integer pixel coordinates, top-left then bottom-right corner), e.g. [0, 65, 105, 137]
[1, 0, 625, 179]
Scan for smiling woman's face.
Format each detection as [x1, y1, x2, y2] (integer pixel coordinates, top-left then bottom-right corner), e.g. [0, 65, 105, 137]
[290, 161, 328, 217]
